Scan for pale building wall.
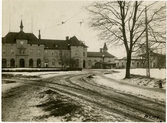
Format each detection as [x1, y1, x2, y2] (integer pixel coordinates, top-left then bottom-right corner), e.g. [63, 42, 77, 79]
[115, 59, 145, 69]
[27, 44, 45, 67]
[71, 46, 83, 68]
[2, 44, 17, 67]
[87, 57, 115, 68]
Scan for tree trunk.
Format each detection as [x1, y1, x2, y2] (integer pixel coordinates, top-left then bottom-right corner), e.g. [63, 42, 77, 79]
[125, 51, 132, 78]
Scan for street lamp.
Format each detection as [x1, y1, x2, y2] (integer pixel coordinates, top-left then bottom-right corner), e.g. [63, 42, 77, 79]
[102, 54, 105, 69]
[68, 43, 71, 68]
[102, 54, 105, 62]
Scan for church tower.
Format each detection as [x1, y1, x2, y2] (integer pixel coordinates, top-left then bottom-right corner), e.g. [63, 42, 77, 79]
[103, 42, 108, 52]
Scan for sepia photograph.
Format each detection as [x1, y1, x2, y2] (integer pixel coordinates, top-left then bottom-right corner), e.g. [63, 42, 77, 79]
[2, 0, 166, 122]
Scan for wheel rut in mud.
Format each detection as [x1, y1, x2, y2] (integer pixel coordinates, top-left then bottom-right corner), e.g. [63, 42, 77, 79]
[30, 73, 165, 122]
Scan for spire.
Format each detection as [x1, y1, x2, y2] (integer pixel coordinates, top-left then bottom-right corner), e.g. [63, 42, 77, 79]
[38, 30, 41, 39]
[103, 42, 108, 52]
[20, 19, 24, 31]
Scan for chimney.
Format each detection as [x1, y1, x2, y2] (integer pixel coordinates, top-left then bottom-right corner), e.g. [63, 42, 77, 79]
[66, 36, 69, 41]
[38, 30, 41, 39]
[100, 48, 103, 53]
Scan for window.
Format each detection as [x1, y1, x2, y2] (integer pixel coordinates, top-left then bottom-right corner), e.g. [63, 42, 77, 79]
[37, 50, 41, 54]
[45, 50, 48, 55]
[29, 59, 33, 67]
[38, 44, 40, 46]
[37, 59, 41, 67]
[10, 59, 15, 67]
[19, 49, 22, 54]
[11, 49, 14, 54]
[88, 60, 92, 66]
[108, 60, 111, 62]
[83, 52, 85, 56]
[55, 44, 58, 48]
[55, 51, 58, 57]
[75, 50, 79, 56]
[3, 49, 6, 54]
[22, 49, 25, 54]
[30, 49, 33, 54]
[52, 62, 55, 66]
[52, 51, 54, 55]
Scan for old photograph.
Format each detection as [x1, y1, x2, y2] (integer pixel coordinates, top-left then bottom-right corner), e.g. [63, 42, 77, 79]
[2, 0, 166, 122]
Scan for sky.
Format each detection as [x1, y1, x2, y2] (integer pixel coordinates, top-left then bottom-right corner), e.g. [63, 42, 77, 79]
[2, 0, 166, 58]
[2, 0, 127, 58]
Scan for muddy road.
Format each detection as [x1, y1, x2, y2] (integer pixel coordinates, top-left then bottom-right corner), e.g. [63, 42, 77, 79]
[2, 72, 165, 122]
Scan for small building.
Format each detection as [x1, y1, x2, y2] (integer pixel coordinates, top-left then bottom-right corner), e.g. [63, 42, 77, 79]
[115, 56, 145, 69]
[87, 43, 116, 69]
[116, 51, 166, 69]
[139, 51, 166, 68]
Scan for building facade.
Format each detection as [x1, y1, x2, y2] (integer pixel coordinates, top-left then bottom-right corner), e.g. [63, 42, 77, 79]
[2, 20, 116, 69]
[2, 20, 88, 68]
[87, 43, 116, 69]
[116, 52, 166, 69]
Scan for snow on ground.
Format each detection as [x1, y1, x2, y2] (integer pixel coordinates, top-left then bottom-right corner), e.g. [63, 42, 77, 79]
[2, 82, 23, 94]
[93, 75, 165, 102]
[89, 68, 166, 102]
[102, 69, 166, 89]
[2, 71, 84, 79]
[113, 69, 166, 79]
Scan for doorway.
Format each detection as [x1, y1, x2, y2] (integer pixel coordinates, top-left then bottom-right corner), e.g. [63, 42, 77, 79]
[20, 59, 25, 67]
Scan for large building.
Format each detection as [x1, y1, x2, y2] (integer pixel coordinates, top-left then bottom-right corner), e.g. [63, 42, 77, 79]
[2, 20, 116, 69]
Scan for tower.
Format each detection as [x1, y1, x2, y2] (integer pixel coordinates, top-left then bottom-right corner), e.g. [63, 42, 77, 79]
[20, 20, 24, 32]
[103, 42, 108, 52]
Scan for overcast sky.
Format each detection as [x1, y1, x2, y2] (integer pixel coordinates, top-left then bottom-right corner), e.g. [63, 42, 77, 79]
[2, 0, 165, 58]
[2, 0, 128, 58]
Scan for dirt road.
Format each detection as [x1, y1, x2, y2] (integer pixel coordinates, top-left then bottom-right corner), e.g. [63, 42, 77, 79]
[2, 71, 165, 122]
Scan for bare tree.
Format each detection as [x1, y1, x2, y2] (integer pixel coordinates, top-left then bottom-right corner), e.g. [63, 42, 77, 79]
[88, 1, 166, 78]
[59, 50, 70, 68]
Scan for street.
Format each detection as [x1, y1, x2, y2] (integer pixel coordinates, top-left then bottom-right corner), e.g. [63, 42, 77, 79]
[2, 70, 165, 122]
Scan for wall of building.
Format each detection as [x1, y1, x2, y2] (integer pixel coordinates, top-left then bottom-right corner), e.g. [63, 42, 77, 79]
[115, 59, 145, 69]
[71, 46, 83, 68]
[87, 57, 115, 68]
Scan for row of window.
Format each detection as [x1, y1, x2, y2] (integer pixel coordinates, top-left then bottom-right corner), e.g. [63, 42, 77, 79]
[2, 59, 42, 68]
[88, 60, 112, 66]
[2, 58, 69, 67]
[2, 50, 61, 56]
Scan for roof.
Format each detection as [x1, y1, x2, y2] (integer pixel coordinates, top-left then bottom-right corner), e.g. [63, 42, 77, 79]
[103, 42, 108, 50]
[40, 39, 70, 50]
[2, 32, 87, 49]
[2, 32, 38, 43]
[70, 36, 87, 47]
[87, 52, 115, 58]
[121, 56, 143, 60]
[139, 51, 166, 57]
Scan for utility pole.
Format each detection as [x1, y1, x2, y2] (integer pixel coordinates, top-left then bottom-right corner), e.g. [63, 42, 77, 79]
[145, 6, 150, 78]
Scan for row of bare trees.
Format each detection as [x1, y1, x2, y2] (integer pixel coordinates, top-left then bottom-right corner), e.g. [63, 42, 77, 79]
[87, 1, 166, 78]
